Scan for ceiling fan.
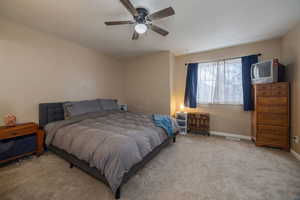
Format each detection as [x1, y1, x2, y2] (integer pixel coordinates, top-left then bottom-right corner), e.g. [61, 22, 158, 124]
[105, 0, 175, 40]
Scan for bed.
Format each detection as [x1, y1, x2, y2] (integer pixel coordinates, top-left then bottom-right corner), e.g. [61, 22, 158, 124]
[39, 101, 177, 199]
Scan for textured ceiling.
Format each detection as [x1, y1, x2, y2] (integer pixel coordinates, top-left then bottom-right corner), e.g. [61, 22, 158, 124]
[0, 0, 300, 57]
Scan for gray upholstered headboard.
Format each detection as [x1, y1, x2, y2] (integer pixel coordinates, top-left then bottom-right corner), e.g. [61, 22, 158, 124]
[39, 99, 118, 128]
[39, 102, 65, 129]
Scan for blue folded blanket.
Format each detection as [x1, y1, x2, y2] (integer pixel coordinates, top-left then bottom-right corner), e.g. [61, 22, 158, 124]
[152, 114, 173, 136]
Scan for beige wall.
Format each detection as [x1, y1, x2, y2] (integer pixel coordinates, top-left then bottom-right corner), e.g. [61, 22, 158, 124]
[0, 18, 125, 125]
[281, 23, 300, 154]
[174, 38, 282, 136]
[169, 52, 176, 115]
[124, 51, 172, 115]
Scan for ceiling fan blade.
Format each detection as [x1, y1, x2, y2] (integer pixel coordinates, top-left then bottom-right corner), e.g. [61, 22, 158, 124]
[148, 7, 175, 21]
[105, 21, 134, 25]
[132, 31, 139, 40]
[120, 0, 138, 17]
[150, 24, 169, 36]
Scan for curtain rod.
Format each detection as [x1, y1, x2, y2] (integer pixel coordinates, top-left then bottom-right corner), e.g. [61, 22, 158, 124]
[185, 53, 262, 66]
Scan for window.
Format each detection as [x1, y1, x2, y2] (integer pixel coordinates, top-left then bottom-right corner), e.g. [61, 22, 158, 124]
[197, 58, 243, 105]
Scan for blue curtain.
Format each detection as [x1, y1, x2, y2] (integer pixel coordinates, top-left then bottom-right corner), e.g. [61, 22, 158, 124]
[184, 63, 198, 108]
[242, 55, 258, 111]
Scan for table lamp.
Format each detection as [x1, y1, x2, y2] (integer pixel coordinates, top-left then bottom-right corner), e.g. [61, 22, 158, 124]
[180, 104, 185, 113]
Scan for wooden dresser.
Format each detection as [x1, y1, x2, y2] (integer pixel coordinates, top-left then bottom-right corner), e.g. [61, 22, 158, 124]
[251, 82, 289, 150]
[0, 123, 44, 164]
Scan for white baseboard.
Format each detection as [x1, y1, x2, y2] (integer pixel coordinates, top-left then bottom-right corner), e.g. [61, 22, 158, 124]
[291, 149, 300, 161]
[210, 131, 251, 141]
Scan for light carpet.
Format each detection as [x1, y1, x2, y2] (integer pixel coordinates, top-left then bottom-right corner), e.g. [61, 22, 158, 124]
[1, 135, 300, 200]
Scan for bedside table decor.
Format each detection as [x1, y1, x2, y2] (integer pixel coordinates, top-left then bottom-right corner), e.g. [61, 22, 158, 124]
[0, 123, 44, 164]
[188, 112, 210, 135]
[3, 113, 17, 127]
[175, 112, 188, 135]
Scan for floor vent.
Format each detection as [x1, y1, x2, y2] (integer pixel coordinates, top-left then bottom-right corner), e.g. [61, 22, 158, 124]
[225, 136, 241, 141]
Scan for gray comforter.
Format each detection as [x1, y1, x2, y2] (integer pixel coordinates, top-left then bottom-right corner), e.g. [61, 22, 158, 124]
[45, 111, 177, 194]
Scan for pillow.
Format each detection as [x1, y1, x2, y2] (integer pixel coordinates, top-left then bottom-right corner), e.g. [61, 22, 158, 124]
[98, 99, 119, 111]
[62, 102, 72, 119]
[63, 99, 102, 119]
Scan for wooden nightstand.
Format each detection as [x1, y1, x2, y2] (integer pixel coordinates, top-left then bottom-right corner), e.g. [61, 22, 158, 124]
[0, 123, 44, 164]
[188, 112, 210, 135]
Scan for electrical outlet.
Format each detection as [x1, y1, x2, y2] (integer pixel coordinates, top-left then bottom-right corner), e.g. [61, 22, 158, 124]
[293, 136, 299, 144]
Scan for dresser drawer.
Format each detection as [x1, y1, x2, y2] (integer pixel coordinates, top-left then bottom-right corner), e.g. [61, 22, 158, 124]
[256, 105, 288, 114]
[256, 124, 289, 148]
[272, 89, 288, 97]
[257, 97, 288, 106]
[255, 83, 288, 97]
[257, 113, 288, 126]
[0, 123, 38, 140]
[257, 125, 288, 138]
[256, 136, 288, 148]
[271, 83, 289, 96]
[0, 127, 37, 139]
[272, 83, 288, 91]
[0, 134, 37, 161]
[256, 84, 272, 91]
[256, 89, 272, 97]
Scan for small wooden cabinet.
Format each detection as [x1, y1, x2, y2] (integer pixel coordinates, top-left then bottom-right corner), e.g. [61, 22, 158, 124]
[252, 82, 289, 150]
[0, 123, 44, 164]
[188, 112, 210, 135]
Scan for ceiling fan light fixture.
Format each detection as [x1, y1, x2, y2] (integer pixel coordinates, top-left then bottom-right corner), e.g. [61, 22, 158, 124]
[105, 1, 175, 40]
[134, 23, 147, 34]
